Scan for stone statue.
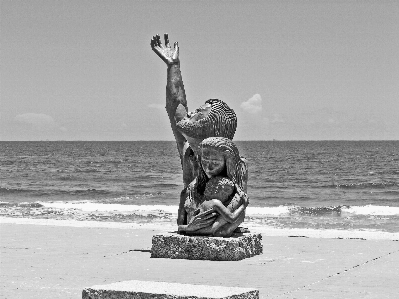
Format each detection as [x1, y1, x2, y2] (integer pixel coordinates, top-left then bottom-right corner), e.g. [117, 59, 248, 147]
[179, 137, 249, 236]
[151, 34, 248, 237]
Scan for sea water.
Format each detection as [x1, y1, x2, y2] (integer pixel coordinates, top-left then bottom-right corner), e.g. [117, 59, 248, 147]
[1, 141, 398, 232]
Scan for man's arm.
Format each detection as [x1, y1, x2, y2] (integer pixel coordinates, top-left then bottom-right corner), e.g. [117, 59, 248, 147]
[178, 211, 218, 233]
[151, 34, 196, 225]
[151, 34, 187, 162]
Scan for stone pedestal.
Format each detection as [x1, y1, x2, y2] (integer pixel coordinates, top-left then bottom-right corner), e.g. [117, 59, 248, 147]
[82, 280, 259, 299]
[151, 232, 262, 261]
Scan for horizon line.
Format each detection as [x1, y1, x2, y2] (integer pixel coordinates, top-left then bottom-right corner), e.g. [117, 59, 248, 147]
[0, 139, 398, 142]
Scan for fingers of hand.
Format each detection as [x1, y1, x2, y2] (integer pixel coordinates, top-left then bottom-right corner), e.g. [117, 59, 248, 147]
[196, 212, 216, 222]
[151, 35, 161, 49]
[151, 36, 158, 49]
[193, 213, 217, 225]
[200, 217, 217, 227]
[155, 34, 161, 46]
[192, 218, 214, 229]
[151, 34, 179, 63]
[164, 33, 170, 47]
[203, 212, 217, 220]
[173, 42, 179, 59]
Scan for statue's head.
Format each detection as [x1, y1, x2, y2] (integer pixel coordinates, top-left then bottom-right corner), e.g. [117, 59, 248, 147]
[204, 176, 234, 202]
[176, 99, 237, 152]
[198, 137, 248, 192]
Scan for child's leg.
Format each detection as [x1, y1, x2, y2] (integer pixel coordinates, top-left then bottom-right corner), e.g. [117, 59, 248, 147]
[213, 211, 245, 237]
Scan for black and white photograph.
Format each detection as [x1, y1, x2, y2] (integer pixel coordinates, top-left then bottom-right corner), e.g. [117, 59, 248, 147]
[1, 1, 398, 298]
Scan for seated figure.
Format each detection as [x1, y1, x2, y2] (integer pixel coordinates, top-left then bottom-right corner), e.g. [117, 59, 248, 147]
[194, 176, 248, 224]
[179, 137, 248, 237]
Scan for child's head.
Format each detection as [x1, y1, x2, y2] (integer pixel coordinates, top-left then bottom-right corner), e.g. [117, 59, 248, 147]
[199, 137, 248, 193]
[204, 176, 234, 202]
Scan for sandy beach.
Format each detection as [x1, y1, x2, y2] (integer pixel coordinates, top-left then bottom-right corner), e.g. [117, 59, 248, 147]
[1, 217, 398, 299]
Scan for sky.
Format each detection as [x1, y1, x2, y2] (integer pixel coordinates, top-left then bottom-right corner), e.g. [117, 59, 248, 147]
[1, 0, 398, 141]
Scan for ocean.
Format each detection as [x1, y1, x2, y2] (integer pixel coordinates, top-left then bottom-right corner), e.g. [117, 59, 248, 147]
[1, 141, 398, 232]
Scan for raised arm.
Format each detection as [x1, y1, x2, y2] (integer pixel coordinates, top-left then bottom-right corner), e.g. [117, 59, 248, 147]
[151, 34, 187, 161]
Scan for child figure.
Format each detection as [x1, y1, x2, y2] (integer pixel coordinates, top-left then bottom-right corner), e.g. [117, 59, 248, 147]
[194, 176, 248, 223]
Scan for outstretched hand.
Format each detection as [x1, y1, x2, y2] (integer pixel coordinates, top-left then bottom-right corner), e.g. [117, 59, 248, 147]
[151, 33, 179, 65]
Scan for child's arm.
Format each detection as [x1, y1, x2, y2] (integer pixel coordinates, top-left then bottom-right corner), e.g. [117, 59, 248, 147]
[208, 195, 248, 223]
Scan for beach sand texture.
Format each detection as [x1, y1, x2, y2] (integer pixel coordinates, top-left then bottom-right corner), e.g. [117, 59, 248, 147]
[1, 219, 398, 299]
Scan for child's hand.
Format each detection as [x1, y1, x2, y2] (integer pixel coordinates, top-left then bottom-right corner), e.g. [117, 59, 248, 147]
[242, 194, 249, 207]
[196, 208, 216, 218]
[235, 184, 249, 207]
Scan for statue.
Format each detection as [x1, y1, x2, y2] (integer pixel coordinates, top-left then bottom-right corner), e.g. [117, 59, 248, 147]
[179, 137, 249, 236]
[151, 34, 248, 237]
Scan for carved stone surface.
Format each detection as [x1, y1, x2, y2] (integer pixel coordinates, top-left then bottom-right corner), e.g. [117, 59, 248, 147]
[151, 34, 249, 236]
[82, 280, 259, 299]
[151, 232, 262, 261]
[176, 99, 237, 141]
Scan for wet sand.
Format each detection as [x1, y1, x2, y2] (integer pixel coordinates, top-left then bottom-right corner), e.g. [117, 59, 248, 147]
[1, 217, 398, 298]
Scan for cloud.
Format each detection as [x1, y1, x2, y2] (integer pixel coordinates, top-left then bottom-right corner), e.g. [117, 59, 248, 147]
[240, 94, 262, 114]
[148, 104, 164, 110]
[14, 113, 68, 133]
[271, 113, 285, 123]
[15, 113, 55, 126]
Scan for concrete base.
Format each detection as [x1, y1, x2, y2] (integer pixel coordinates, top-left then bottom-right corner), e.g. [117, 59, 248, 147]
[151, 232, 262, 261]
[82, 280, 259, 299]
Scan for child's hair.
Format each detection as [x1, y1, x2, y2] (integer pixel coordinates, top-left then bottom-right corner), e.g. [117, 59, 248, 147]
[197, 137, 248, 194]
[204, 176, 234, 201]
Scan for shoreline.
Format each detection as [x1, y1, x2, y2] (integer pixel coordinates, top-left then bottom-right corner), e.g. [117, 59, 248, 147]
[1, 216, 398, 241]
[1, 219, 398, 299]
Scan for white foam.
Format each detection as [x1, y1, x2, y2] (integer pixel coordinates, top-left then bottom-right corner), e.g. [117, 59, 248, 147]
[246, 206, 291, 216]
[342, 205, 399, 216]
[37, 201, 292, 216]
[38, 201, 177, 214]
[35, 202, 399, 217]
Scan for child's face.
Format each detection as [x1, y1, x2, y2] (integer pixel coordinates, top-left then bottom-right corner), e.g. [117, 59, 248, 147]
[201, 148, 225, 179]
